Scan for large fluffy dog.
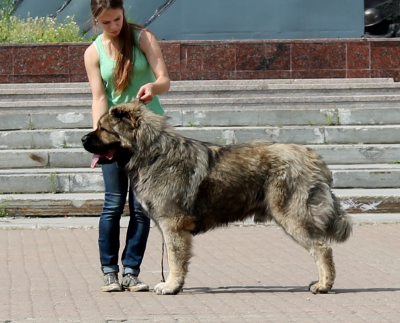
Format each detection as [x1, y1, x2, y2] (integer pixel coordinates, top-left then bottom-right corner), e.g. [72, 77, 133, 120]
[81, 99, 352, 295]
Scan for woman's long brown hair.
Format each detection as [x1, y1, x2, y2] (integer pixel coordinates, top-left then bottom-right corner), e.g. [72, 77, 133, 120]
[91, 0, 143, 95]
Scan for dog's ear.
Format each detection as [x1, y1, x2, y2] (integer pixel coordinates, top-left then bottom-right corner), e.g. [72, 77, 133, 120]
[110, 100, 145, 128]
[110, 105, 131, 120]
[109, 104, 138, 127]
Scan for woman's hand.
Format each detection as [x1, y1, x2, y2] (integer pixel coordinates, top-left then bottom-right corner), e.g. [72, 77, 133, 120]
[136, 83, 154, 104]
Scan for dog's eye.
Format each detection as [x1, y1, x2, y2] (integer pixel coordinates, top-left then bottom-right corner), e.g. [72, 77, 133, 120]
[98, 126, 116, 136]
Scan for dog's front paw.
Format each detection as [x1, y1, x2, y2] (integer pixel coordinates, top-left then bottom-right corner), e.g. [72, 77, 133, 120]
[154, 282, 181, 295]
[309, 281, 332, 294]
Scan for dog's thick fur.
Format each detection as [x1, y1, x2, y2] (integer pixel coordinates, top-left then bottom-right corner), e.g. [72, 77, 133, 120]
[81, 99, 352, 295]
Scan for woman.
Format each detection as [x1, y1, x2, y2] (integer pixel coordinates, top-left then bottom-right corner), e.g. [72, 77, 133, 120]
[85, 0, 170, 292]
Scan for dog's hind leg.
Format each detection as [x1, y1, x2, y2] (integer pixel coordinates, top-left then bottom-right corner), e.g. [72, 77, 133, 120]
[308, 241, 336, 294]
[273, 216, 336, 294]
[154, 217, 194, 295]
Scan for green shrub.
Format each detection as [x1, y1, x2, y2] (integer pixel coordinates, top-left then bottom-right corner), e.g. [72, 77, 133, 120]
[0, 0, 87, 43]
[0, 0, 15, 20]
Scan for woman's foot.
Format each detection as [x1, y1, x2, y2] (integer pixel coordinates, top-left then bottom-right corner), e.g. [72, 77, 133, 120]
[102, 272, 122, 292]
[121, 274, 149, 292]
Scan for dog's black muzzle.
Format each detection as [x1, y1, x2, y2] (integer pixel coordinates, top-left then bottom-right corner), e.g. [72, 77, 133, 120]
[81, 134, 89, 146]
[80, 133, 108, 155]
[81, 134, 98, 154]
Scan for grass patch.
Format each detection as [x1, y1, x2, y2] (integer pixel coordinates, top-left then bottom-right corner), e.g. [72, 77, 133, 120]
[0, 197, 13, 217]
[0, 0, 87, 43]
[0, 203, 9, 217]
[49, 172, 58, 193]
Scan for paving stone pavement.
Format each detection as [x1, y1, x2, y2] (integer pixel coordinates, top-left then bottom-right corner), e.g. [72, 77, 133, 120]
[0, 217, 399, 323]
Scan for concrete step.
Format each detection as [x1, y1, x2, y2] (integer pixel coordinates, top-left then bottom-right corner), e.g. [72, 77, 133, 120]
[1, 79, 399, 216]
[330, 164, 400, 188]
[0, 78, 395, 90]
[0, 188, 398, 216]
[3, 95, 400, 110]
[3, 82, 400, 101]
[0, 164, 399, 194]
[0, 168, 103, 194]
[1, 145, 400, 169]
[0, 78, 395, 92]
[3, 212, 400, 228]
[0, 148, 92, 168]
[154, 125, 400, 145]
[2, 106, 400, 131]
[161, 96, 400, 109]
[2, 125, 400, 150]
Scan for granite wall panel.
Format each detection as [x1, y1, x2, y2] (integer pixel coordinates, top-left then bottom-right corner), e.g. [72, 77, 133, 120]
[13, 75, 70, 83]
[370, 41, 400, 70]
[13, 45, 70, 75]
[0, 46, 14, 76]
[292, 43, 346, 71]
[68, 45, 87, 75]
[347, 69, 371, 78]
[292, 70, 347, 79]
[236, 43, 267, 71]
[347, 42, 370, 70]
[160, 43, 181, 74]
[1, 39, 400, 83]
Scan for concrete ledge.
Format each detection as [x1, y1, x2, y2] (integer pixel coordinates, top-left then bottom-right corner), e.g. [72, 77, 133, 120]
[2, 145, 400, 169]
[3, 106, 400, 131]
[331, 165, 400, 188]
[3, 80, 400, 100]
[0, 165, 400, 193]
[1, 189, 399, 217]
[3, 125, 400, 150]
[1, 213, 400, 229]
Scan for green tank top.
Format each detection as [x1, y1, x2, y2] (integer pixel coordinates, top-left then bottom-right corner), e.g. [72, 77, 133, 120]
[94, 30, 164, 115]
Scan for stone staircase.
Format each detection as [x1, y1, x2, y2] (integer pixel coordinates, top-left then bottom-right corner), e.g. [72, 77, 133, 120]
[1, 78, 400, 216]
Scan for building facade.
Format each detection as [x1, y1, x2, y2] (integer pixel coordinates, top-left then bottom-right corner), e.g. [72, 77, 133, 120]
[13, 0, 364, 40]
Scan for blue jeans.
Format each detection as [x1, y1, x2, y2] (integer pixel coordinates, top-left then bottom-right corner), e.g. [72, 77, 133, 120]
[99, 162, 150, 276]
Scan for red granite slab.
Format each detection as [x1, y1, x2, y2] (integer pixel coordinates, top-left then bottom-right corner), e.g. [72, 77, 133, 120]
[0, 75, 14, 83]
[370, 41, 400, 70]
[70, 74, 88, 82]
[167, 72, 181, 81]
[235, 70, 269, 79]
[347, 41, 370, 70]
[292, 42, 346, 71]
[181, 70, 237, 80]
[347, 69, 371, 78]
[13, 74, 70, 83]
[292, 70, 347, 79]
[160, 43, 181, 73]
[68, 45, 87, 75]
[181, 43, 236, 73]
[235, 70, 292, 79]
[13, 45, 70, 75]
[377, 69, 400, 81]
[236, 43, 291, 72]
[236, 43, 266, 71]
[2, 39, 400, 83]
[0, 46, 14, 76]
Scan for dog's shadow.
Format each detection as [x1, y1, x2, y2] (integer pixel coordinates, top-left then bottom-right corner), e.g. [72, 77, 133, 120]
[181, 286, 400, 294]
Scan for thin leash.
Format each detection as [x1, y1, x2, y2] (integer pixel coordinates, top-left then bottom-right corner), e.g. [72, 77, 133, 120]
[161, 239, 166, 282]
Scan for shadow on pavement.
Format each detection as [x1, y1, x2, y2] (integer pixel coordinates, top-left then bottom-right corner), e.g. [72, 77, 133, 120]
[182, 285, 400, 294]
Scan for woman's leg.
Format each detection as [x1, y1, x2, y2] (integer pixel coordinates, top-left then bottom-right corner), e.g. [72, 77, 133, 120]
[99, 162, 128, 275]
[121, 185, 151, 276]
[120, 185, 151, 291]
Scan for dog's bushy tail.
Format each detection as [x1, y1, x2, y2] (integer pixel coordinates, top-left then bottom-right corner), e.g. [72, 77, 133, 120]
[327, 195, 353, 243]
